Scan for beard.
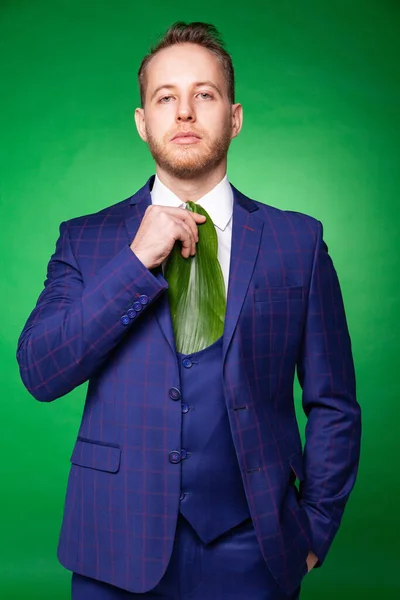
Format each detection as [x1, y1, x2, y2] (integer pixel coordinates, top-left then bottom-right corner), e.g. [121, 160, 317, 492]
[145, 121, 232, 180]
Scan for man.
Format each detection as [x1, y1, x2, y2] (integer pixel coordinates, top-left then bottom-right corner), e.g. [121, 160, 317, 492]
[17, 21, 361, 600]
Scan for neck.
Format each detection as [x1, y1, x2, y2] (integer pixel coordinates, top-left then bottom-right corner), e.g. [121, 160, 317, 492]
[155, 161, 227, 202]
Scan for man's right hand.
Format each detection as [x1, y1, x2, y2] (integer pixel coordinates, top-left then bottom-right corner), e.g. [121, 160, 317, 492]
[130, 205, 207, 270]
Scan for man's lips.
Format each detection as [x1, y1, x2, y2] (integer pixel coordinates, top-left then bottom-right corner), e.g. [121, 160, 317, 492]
[171, 132, 201, 144]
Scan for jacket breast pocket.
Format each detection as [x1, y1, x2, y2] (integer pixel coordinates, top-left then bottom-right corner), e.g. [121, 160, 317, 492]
[254, 286, 304, 303]
[70, 437, 121, 473]
[254, 286, 304, 321]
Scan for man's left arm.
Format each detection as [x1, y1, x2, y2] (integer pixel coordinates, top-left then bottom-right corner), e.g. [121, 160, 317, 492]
[296, 220, 362, 570]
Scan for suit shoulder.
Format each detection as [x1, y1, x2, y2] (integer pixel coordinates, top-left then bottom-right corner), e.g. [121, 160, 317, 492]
[253, 200, 321, 231]
[252, 198, 322, 237]
[63, 195, 134, 229]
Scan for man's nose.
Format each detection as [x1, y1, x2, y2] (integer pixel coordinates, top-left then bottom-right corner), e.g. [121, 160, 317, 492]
[176, 99, 195, 122]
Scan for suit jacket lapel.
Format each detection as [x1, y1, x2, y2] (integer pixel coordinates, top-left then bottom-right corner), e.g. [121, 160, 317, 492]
[125, 177, 177, 356]
[223, 186, 263, 364]
[124, 184, 151, 245]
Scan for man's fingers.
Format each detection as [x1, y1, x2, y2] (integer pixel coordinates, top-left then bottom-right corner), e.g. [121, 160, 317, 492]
[131, 204, 207, 269]
[152, 205, 206, 218]
[179, 212, 202, 243]
[170, 207, 205, 242]
[161, 207, 204, 244]
[171, 218, 196, 258]
[149, 205, 206, 242]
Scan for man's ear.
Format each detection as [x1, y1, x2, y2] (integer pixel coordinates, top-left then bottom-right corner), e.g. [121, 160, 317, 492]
[134, 107, 148, 142]
[231, 103, 243, 140]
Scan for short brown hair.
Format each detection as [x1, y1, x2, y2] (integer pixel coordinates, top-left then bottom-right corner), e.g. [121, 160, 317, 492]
[138, 21, 235, 107]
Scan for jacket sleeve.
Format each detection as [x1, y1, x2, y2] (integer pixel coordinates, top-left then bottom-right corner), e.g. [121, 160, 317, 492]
[296, 220, 361, 566]
[16, 221, 168, 402]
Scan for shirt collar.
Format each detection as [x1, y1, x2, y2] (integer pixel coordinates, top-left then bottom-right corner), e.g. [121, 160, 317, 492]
[151, 174, 233, 231]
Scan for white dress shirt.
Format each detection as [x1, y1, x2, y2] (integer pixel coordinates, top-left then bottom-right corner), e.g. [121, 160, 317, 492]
[150, 174, 233, 296]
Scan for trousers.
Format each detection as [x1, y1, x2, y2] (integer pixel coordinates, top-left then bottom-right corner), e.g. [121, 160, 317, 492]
[71, 514, 302, 599]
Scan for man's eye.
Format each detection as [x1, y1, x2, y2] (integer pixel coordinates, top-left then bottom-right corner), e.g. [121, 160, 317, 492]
[198, 92, 212, 99]
[159, 96, 172, 103]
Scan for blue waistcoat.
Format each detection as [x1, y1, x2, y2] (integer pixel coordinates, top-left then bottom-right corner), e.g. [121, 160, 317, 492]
[176, 336, 250, 544]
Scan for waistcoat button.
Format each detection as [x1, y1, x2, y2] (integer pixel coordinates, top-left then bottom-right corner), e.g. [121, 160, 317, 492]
[169, 450, 181, 464]
[182, 358, 193, 368]
[169, 387, 181, 401]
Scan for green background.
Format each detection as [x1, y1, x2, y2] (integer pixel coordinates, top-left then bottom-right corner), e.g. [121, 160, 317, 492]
[1, 0, 399, 598]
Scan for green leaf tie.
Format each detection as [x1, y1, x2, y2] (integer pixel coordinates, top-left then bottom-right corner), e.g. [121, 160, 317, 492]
[165, 201, 226, 354]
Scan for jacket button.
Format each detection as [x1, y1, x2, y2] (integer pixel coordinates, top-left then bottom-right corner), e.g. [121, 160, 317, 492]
[169, 450, 181, 464]
[133, 301, 142, 312]
[127, 308, 136, 319]
[139, 294, 149, 305]
[169, 387, 181, 401]
[120, 315, 130, 326]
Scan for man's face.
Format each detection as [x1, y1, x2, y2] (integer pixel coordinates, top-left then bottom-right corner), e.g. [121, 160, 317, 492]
[135, 43, 242, 179]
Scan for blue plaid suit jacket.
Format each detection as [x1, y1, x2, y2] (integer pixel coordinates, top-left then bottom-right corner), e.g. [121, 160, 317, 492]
[17, 176, 361, 595]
